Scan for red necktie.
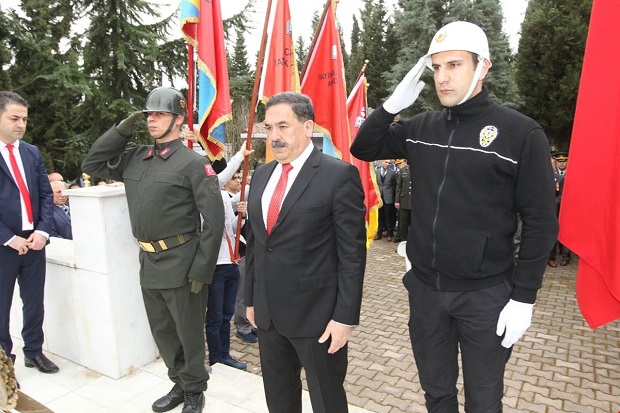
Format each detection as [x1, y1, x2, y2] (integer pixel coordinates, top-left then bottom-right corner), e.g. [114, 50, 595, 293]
[266, 163, 293, 235]
[7, 144, 33, 224]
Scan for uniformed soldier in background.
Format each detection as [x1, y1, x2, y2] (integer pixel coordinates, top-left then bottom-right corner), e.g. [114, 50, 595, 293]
[394, 159, 411, 243]
[549, 151, 571, 267]
[82, 87, 224, 413]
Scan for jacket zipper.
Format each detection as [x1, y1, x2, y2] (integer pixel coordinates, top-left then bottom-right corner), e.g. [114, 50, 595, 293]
[431, 109, 458, 290]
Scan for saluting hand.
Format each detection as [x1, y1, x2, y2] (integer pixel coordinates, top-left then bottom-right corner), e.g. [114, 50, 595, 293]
[383, 56, 426, 114]
[319, 320, 352, 354]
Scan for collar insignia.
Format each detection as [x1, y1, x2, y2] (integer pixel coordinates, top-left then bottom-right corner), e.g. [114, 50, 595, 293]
[159, 147, 172, 158]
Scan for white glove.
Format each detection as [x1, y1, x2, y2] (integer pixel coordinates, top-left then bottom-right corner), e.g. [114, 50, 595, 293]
[383, 56, 427, 114]
[496, 299, 534, 348]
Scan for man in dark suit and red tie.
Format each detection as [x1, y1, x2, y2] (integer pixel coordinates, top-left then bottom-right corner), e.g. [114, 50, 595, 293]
[245, 92, 367, 413]
[0, 91, 58, 375]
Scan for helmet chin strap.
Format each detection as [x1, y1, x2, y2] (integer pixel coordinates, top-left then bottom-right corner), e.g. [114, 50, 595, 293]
[154, 114, 178, 141]
[457, 57, 485, 106]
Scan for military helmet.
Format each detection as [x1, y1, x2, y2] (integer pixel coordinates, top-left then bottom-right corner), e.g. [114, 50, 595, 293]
[143, 87, 187, 116]
[424, 21, 492, 70]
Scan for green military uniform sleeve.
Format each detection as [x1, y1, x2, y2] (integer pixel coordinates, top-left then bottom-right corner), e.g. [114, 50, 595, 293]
[186, 159, 225, 284]
[81, 126, 135, 180]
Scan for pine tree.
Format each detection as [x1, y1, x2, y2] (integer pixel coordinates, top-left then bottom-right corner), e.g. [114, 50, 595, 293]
[4, 0, 91, 179]
[0, 8, 13, 90]
[346, 0, 398, 108]
[230, 27, 252, 78]
[80, 0, 186, 146]
[295, 36, 307, 73]
[515, 0, 592, 148]
[226, 27, 254, 155]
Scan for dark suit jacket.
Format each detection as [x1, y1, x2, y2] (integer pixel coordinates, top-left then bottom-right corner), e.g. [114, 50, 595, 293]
[51, 205, 73, 239]
[0, 141, 53, 243]
[245, 147, 367, 338]
[376, 167, 396, 204]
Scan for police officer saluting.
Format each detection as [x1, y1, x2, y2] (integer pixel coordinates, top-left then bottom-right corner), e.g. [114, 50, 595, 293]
[82, 87, 224, 413]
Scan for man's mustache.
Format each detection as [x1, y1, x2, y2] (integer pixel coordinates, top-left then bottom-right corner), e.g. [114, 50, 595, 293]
[271, 141, 287, 148]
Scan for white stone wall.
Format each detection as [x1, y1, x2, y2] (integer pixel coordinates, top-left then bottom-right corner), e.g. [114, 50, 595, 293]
[9, 185, 158, 379]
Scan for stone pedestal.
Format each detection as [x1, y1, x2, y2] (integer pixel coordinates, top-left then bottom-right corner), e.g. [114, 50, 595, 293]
[10, 185, 157, 379]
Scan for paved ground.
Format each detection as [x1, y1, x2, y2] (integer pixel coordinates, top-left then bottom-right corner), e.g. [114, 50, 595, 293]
[230, 239, 620, 412]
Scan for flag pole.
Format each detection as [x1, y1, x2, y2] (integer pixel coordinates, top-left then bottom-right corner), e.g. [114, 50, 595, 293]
[300, 0, 332, 80]
[233, 0, 275, 259]
[187, 44, 195, 149]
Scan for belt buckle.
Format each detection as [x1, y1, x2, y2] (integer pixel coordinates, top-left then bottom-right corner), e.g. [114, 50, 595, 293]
[139, 241, 156, 253]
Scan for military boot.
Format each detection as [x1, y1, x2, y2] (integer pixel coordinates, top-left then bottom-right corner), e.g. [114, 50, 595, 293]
[152, 383, 184, 412]
[182, 392, 205, 413]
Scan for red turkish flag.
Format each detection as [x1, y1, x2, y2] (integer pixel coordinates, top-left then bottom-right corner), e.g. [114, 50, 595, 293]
[558, 0, 620, 328]
[301, 0, 351, 163]
[261, 0, 301, 102]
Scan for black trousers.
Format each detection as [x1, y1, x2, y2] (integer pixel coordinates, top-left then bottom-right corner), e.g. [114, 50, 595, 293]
[377, 201, 396, 236]
[258, 324, 349, 413]
[404, 272, 513, 413]
[398, 208, 411, 242]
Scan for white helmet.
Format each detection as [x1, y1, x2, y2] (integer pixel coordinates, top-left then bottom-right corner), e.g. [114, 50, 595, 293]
[424, 21, 491, 70]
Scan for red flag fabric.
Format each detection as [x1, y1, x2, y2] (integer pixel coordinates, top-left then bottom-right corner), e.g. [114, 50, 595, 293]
[181, 0, 231, 160]
[261, 0, 301, 102]
[301, 0, 351, 163]
[260, 0, 301, 163]
[347, 72, 382, 248]
[558, 0, 620, 328]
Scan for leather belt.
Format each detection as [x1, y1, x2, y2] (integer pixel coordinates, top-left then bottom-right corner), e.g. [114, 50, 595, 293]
[138, 231, 196, 253]
[21, 230, 34, 238]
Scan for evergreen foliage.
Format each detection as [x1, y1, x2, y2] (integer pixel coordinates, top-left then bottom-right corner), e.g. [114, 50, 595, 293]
[346, 0, 398, 108]
[388, 0, 517, 116]
[4, 0, 91, 178]
[515, 0, 591, 148]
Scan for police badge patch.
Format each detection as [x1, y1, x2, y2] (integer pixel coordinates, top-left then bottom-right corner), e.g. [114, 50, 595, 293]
[479, 125, 498, 147]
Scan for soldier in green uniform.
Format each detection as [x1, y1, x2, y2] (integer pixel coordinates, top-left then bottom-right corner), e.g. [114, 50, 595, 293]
[81, 87, 224, 413]
[394, 159, 412, 243]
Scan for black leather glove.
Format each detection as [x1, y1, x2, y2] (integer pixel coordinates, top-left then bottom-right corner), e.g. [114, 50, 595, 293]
[116, 111, 143, 138]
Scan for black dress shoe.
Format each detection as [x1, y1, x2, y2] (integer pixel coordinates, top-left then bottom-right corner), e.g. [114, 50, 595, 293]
[560, 258, 570, 266]
[182, 392, 205, 413]
[24, 354, 59, 374]
[152, 383, 185, 412]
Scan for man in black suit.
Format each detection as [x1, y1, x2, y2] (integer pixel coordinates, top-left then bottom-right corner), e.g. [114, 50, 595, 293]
[0, 91, 58, 374]
[50, 180, 73, 240]
[374, 159, 397, 241]
[245, 92, 366, 413]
